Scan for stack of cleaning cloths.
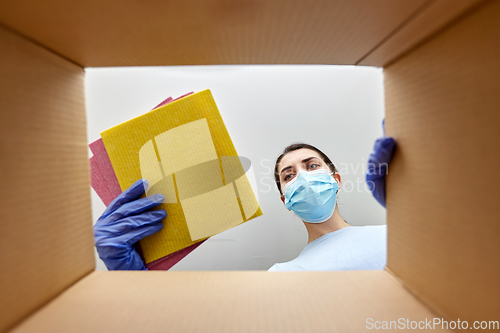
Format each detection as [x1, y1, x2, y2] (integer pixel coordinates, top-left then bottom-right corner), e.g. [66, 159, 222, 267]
[89, 90, 263, 270]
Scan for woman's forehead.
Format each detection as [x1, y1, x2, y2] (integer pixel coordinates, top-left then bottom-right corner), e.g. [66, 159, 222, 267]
[278, 149, 323, 171]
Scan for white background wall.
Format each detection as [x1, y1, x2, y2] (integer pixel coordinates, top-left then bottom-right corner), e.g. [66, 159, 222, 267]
[85, 65, 386, 271]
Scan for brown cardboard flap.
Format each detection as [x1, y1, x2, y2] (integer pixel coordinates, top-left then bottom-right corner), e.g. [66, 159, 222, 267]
[384, 0, 500, 324]
[0, 26, 94, 332]
[10, 270, 450, 332]
[0, 0, 427, 67]
[358, 0, 487, 66]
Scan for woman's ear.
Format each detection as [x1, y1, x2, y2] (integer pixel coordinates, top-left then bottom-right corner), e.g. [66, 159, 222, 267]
[333, 172, 341, 189]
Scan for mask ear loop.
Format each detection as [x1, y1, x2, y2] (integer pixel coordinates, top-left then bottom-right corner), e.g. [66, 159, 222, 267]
[332, 172, 340, 194]
[327, 171, 340, 193]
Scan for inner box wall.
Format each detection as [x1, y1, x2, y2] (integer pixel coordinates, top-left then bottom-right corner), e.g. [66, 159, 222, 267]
[384, 0, 500, 323]
[0, 26, 95, 333]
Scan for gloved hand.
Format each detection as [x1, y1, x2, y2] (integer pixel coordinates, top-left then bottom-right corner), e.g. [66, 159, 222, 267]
[366, 119, 396, 208]
[94, 179, 166, 270]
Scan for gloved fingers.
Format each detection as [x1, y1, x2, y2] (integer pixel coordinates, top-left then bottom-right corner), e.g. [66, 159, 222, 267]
[106, 194, 165, 222]
[369, 137, 396, 165]
[365, 178, 386, 208]
[381, 136, 395, 149]
[373, 136, 395, 152]
[366, 137, 394, 180]
[102, 179, 149, 217]
[100, 210, 167, 235]
[95, 221, 163, 251]
[113, 222, 164, 247]
[366, 162, 388, 180]
[99, 247, 146, 271]
[119, 251, 147, 271]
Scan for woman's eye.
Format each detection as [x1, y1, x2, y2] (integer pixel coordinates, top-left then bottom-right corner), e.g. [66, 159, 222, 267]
[309, 163, 319, 169]
[284, 174, 292, 181]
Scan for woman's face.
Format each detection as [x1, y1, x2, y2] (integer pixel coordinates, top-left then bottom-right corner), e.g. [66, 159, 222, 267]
[277, 148, 340, 201]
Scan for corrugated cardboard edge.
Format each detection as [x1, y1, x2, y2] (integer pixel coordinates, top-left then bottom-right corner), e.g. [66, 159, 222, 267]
[357, 0, 488, 67]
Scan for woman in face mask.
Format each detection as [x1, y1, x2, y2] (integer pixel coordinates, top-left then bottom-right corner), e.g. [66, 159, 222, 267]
[268, 143, 387, 272]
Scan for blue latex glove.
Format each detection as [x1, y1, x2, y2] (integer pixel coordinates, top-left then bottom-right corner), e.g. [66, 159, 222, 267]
[366, 119, 396, 208]
[94, 179, 166, 270]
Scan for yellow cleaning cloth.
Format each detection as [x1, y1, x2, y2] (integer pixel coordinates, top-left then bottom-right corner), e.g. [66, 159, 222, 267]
[101, 90, 263, 263]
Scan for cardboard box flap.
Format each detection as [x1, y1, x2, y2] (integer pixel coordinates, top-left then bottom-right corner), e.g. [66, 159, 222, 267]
[358, 0, 487, 66]
[384, 0, 500, 323]
[0, 26, 94, 333]
[0, 0, 428, 67]
[10, 270, 451, 332]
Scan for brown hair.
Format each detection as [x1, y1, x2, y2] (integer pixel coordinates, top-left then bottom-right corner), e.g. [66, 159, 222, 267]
[274, 142, 338, 196]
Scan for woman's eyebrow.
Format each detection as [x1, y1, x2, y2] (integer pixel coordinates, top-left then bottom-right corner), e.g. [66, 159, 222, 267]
[279, 156, 320, 177]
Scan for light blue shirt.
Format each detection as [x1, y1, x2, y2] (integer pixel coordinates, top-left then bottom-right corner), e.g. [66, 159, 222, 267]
[268, 225, 387, 271]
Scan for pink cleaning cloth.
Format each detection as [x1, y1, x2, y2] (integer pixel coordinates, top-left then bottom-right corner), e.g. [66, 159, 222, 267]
[150, 92, 193, 110]
[173, 92, 194, 101]
[146, 239, 207, 270]
[90, 156, 116, 206]
[151, 96, 174, 110]
[89, 138, 122, 201]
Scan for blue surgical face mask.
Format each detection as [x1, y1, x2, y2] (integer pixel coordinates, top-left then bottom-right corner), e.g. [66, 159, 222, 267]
[283, 168, 339, 223]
